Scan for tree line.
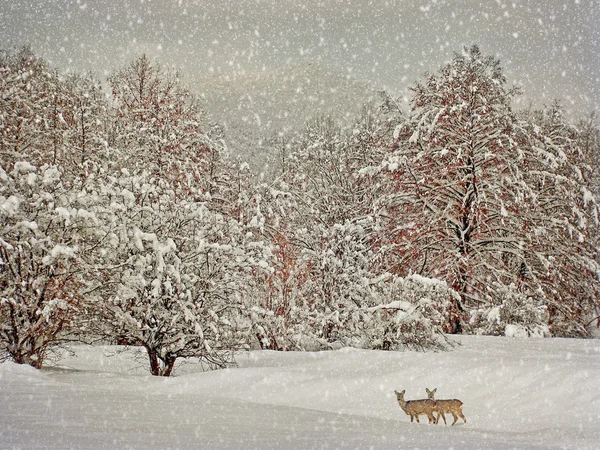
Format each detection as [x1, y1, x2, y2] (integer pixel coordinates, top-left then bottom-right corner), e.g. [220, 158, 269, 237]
[1, 45, 598, 375]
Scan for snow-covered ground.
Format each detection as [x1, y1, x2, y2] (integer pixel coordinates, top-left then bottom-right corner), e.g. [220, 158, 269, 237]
[1, 335, 598, 450]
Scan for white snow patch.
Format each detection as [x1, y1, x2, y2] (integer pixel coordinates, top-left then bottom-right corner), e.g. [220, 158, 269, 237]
[0, 336, 597, 449]
[12, 161, 36, 174]
[0, 196, 20, 216]
[42, 244, 77, 264]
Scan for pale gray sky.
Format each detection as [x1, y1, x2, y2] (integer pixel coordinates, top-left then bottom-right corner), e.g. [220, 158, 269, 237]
[1, 0, 598, 116]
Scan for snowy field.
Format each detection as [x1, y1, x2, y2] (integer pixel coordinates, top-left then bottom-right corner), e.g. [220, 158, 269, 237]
[1, 335, 598, 450]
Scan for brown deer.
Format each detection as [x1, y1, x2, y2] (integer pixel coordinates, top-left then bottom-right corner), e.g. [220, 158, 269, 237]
[425, 387, 467, 425]
[394, 390, 437, 424]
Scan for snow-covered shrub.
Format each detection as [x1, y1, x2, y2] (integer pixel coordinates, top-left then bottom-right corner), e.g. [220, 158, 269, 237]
[246, 219, 319, 351]
[88, 171, 272, 376]
[298, 221, 381, 347]
[361, 274, 454, 351]
[247, 219, 377, 351]
[469, 283, 550, 337]
[246, 305, 326, 351]
[0, 163, 95, 368]
[248, 211, 455, 351]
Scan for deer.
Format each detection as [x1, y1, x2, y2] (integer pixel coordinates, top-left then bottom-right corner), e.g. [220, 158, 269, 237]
[394, 390, 437, 424]
[425, 387, 467, 425]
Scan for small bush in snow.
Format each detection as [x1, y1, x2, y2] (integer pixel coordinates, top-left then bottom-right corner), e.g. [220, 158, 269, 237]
[361, 275, 453, 351]
[469, 283, 550, 337]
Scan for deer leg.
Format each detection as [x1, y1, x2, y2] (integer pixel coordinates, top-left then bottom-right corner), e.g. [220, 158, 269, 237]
[438, 412, 447, 425]
[451, 413, 458, 425]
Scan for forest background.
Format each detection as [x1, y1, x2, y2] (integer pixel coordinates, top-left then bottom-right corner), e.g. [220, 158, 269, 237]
[1, 43, 599, 376]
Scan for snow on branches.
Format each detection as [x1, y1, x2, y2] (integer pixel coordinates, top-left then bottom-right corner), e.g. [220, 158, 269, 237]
[0, 47, 110, 181]
[363, 274, 454, 351]
[88, 171, 272, 375]
[377, 46, 600, 336]
[108, 55, 214, 198]
[0, 163, 94, 367]
[2, 44, 599, 375]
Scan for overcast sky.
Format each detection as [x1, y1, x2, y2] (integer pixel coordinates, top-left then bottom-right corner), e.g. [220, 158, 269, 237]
[1, 0, 598, 116]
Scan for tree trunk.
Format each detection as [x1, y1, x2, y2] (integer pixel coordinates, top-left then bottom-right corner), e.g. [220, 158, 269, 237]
[12, 350, 44, 369]
[145, 346, 176, 376]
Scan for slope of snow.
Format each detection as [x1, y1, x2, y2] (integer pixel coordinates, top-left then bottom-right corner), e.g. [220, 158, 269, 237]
[0, 335, 598, 449]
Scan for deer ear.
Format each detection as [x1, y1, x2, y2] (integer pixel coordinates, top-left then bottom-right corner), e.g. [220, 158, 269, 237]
[433, 388, 437, 394]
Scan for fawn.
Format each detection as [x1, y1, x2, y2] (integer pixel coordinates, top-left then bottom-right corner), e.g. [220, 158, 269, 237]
[425, 387, 467, 425]
[394, 390, 437, 424]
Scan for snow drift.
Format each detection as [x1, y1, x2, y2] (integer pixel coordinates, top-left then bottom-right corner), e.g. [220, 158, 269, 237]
[0, 335, 598, 449]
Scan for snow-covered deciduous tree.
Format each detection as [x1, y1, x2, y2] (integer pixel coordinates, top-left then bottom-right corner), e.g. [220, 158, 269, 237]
[108, 55, 212, 197]
[250, 226, 313, 351]
[236, 179, 321, 351]
[251, 101, 449, 351]
[61, 73, 111, 177]
[519, 102, 600, 336]
[88, 171, 271, 376]
[285, 103, 397, 229]
[0, 47, 111, 181]
[295, 221, 379, 347]
[378, 46, 599, 336]
[378, 46, 528, 333]
[0, 47, 60, 169]
[0, 163, 94, 368]
[575, 113, 600, 330]
[109, 54, 250, 218]
[265, 115, 378, 349]
[576, 112, 600, 201]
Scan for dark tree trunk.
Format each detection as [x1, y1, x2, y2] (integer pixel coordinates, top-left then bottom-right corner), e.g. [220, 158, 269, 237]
[146, 346, 176, 376]
[12, 350, 44, 369]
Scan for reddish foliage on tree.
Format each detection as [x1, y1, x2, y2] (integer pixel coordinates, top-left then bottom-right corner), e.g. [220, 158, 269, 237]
[378, 47, 527, 331]
[264, 231, 309, 314]
[1, 48, 66, 170]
